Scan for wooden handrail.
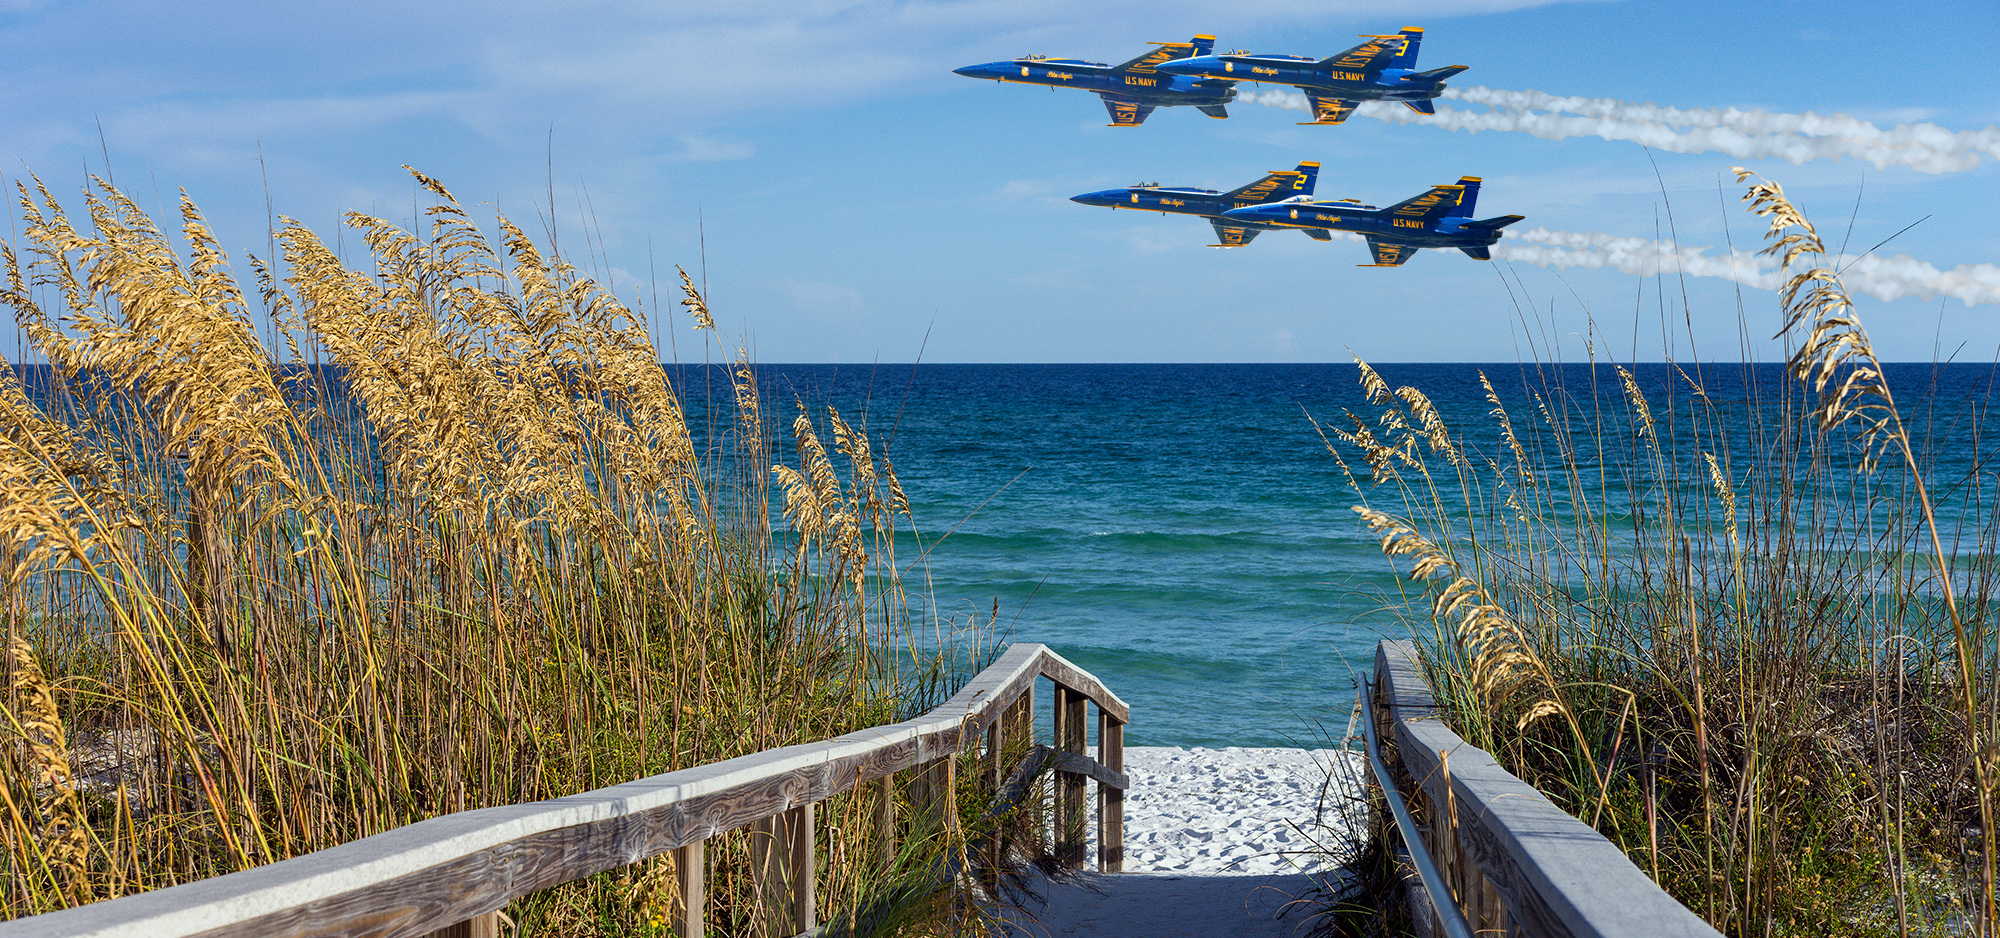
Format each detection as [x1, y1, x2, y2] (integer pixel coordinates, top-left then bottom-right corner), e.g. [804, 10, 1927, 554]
[1, 643, 1128, 938]
[1373, 640, 1721, 938]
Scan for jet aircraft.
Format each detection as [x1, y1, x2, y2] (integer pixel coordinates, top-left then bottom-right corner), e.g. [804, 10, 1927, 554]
[1070, 162, 1330, 247]
[1154, 26, 1464, 125]
[1218, 177, 1522, 266]
[953, 35, 1239, 126]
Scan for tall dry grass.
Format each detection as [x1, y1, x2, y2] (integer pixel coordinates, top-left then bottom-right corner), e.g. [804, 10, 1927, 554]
[0, 169, 978, 934]
[1331, 174, 2000, 936]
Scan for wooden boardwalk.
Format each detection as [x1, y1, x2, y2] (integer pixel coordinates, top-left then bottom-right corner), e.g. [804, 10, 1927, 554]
[1001, 871, 1325, 938]
[0, 640, 1730, 938]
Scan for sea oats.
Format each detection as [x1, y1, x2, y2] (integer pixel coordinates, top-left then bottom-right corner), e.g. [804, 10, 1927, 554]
[6, 635, 88, 902]
[678, 267, 715, 331]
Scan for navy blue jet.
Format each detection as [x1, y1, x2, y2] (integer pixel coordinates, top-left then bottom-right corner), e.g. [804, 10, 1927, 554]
[953, 35, 1239, 126]
[1219, 176, 1522, 266]
[1071, 162, 1331, 247]
[1154, 27, 1465, 125]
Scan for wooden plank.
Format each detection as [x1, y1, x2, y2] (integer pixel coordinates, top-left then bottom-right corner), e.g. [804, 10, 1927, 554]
[671, 840, 702, 938]
[1045, 750, 1127, 790]
[1097, 713, 1124, 873]
[1034, 650, 1129, 723]
[0, 644, 1117, 938]
[1375, 641, 1721, 938]
[417, 912, 496, 938]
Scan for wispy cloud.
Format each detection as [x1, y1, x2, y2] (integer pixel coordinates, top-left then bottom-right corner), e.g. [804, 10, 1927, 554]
[672, 134, 755, 162]
[780, 279, 866, 314]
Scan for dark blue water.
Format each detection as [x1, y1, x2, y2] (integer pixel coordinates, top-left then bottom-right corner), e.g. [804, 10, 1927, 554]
[690, 361, 2000, 748]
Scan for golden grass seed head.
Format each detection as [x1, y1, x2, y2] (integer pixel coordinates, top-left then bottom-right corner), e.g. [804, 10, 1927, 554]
[678, 267, 715, 331]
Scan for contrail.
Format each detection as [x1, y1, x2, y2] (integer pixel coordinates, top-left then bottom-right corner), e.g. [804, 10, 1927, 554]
[1244, 87, 2000, 173]
[1492, 227, 2000, 306]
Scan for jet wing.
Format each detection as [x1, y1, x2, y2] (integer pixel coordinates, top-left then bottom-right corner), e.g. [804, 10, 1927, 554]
[1320, 35, 1402, 71]
[1222, 169, 1308, 205]
[1209, 222, 1263, 247]
[1102, 96, 1157, 126]
[1383, 183, 1468, 222]
[1114, 41, 1196, 73]
[1359, 239, 1418, 266]
[1298, 95, 1358, 125]
[1303, 229, 1333, 241]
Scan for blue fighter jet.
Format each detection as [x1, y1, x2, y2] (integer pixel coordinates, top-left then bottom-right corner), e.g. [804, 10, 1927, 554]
[1154, 26, 1464, 125]
[1219, 176, 1523, 266]
[953, 35, 1240, 126]
[1071, 162, 1330, 247]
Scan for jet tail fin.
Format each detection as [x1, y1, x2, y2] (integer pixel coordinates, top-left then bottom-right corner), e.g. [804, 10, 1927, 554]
[1447, 176, 1480, 217]
[1295, 161, 1320, 196]
[1385, 26, 1424, 69]
[1460, 246, 1492, 260]
[1197, 104, 1229, 119]
[1115, 34, 1216, 74]
[1407, 64, 1468, 81]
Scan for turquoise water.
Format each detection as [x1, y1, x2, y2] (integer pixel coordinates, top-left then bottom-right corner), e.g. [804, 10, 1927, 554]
[710, 362, 2000, 748]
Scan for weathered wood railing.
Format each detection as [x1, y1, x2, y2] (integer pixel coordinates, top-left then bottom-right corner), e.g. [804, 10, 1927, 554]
[1, 643, 1127, 938]
[1372, 640, 1720, 938]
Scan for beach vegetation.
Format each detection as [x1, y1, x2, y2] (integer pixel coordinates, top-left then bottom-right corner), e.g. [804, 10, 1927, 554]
[0, 168, 994, 934]
[1333, 172, 1998, 936]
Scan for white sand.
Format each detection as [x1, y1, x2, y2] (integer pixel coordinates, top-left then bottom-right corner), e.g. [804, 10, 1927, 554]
[1003, 746, 1369, 938]
[1118, 747, 1365, 875]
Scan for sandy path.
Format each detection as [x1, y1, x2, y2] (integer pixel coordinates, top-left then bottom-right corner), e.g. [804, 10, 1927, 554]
[1001, 747, 1367, 938]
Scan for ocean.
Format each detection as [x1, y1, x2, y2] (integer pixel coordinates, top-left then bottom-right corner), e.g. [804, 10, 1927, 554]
[24, 358, 1991, 749]
[699, 361, 2000, 749]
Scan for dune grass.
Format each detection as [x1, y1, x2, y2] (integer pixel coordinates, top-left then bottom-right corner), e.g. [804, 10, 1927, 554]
[1331, 173, 1999, 936]
[0, 168, 991, 934]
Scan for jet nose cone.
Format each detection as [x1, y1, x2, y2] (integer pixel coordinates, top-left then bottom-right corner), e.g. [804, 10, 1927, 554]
[1070, 190, 1122, 207]
[1155, 55, 1218, 76]
[954, 62, 1000, 79]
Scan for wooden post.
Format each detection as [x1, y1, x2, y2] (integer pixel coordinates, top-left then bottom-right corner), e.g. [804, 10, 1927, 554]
[987, 702, 1005, 794]
[791, 805, 815, 933]
[672, 840, 704, 938]
[1098, 709, 1125, 873]
[874, 774, 896, 870]
[1017, 681, 1034, 747]
[419, 912, 498, 938]
[749, 804, 814, 937]
[1053, 683, 1087, 869]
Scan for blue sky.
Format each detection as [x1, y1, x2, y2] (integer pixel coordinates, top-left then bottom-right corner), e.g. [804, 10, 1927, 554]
[2, 0, 1995, 363]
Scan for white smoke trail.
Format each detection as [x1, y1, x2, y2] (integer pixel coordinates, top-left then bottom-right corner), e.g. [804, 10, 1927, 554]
[1492, 226, 2000, 306]
[1243, 87, 2000, 173]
